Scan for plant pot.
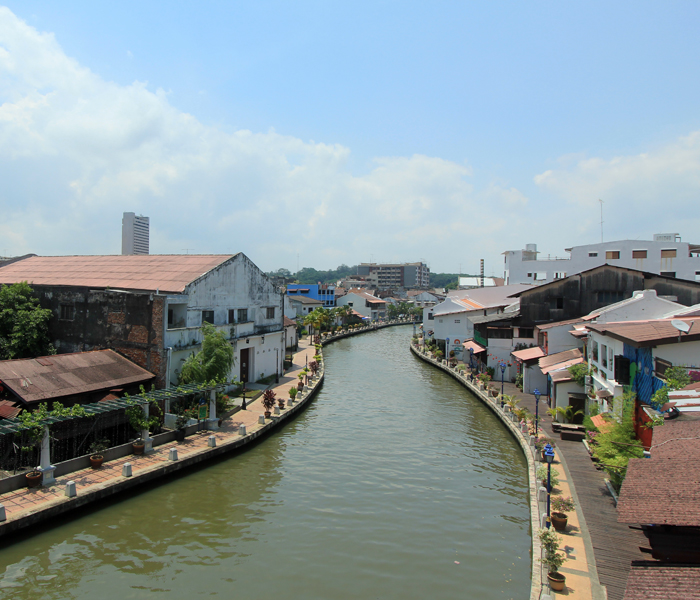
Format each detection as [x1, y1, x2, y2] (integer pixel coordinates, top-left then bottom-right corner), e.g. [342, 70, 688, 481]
[264, 411, 271, 418]
[26, 470, 42, 488]
[278, 401, 285, 409]
[132, 441, 145, 455]
[174, 429, 186, 442]
[551, 512, 568, 531]
[90, 454, 104, 469]
[547, 571, 566, 592]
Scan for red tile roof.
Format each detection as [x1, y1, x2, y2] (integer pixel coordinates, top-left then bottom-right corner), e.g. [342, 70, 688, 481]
[283, 317, 297, 327]
[587, 317, 700, 347]
[0, 349, 155, 404]
[539, 348, 584, 374]
[511, 347, 546, 361]
[618, 420, 700, 527]
[0, 254, 236, 294]
[623, 563, 700, 600]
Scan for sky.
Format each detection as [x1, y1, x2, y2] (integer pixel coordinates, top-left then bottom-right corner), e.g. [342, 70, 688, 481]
[1, 2, 700, 276]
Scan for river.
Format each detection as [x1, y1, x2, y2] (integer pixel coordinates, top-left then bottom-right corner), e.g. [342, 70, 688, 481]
[0, 326, 531, 600]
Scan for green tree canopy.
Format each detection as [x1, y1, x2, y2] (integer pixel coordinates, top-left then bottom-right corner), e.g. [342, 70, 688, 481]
[178, 323, 235, 384]
[0, 282, 54, 360]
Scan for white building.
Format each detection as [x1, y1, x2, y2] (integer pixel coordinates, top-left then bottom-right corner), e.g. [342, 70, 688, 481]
[336, 290, 386, 320]
[504, 234, 700, 285]
[122, 212, 150, 255]
[356, 262, 430, 289]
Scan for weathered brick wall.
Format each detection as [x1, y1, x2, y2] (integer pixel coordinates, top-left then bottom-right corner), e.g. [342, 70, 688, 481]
[36, 286, 167, 388]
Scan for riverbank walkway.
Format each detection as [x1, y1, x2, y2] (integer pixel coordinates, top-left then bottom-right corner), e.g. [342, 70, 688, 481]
[498, 381, 648, 600]
[0, 338, 320, 531]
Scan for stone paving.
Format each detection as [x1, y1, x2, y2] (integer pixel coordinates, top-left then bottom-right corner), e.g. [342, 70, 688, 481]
[0, 337, 320, 526]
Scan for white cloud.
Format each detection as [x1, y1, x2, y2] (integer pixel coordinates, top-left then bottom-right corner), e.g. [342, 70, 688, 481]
[0, 7, 526, 272]
[534, 133, 700, 241]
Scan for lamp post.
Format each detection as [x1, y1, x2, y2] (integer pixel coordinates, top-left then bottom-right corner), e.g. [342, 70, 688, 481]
[534, 388, 541, 436]
[544, 444, 555, 528]
[445, 337, 449, 363]
[500, 362, 506, 407]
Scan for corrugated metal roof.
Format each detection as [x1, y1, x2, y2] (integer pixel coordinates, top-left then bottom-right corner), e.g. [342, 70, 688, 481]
[539, 348, 584, 374]
[0, 349, 155, 404]
[462, 340, 486, 353]
[0, 254, 236, 294]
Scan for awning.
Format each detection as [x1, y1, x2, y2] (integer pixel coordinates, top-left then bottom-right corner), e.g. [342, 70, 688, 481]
[541, 356, 584, 375]
[462, 340, 486, 353]
[511, 347, 546, 362]
[596, 389, 613, 398]
[550, 370, 573, 383]
[569, 329, 588, 338]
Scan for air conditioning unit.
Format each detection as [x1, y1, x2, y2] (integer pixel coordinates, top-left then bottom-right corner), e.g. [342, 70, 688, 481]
[585, 375, 592, 386]
[585, 384, 593, 394]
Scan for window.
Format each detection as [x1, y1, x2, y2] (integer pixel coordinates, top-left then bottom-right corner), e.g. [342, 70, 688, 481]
[202, 310, 214, 324]
[592, 342, 599, 363]
[534, 272, 547, 281]
[168, 309, 174, 326]
[60, 304, 75, 320]
[655, 358, 672, 379]
[518, 327, 534, 338]
[589, 252, 598, 257]
[454, 319, 460, 323]
[553, 272, 567, 279]
[598, 291, 625, 304]
[614, 355, 631, 385]
[660, 272, 676, 278]
[428, 313, 434, 320]
[606, 250, 620, 260]
[632, 250, 647, 259]
[696, 271, 700, 282]
[238, 308, 248, 323]
[601, 344, 608, 369]
[228, 309, 235, 323]
[527, 272, 532, 278]
[488, 328, 513, 339]
[609, 347, 613, 371]
[661, 249, 677, 259]
[266, 307, 275, 319]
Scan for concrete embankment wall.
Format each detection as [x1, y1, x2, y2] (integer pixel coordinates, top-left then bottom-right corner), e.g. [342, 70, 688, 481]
[409, 342, 543, 600]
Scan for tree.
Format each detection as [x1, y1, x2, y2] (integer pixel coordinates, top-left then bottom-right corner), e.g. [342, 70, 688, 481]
[0, 282, 54, 359]
[179, 323, 235, 384]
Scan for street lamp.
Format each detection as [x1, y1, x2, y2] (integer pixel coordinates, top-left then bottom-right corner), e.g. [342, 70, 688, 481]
[534, 388, 541, 436]
[544, 444, 555, 528]
[500, 362, 506, 407]
[445, 337, 450, 362]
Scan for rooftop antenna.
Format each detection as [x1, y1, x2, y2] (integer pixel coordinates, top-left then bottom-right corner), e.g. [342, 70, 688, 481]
[181, 248, 194, 254]
[599, 199, 604, 243]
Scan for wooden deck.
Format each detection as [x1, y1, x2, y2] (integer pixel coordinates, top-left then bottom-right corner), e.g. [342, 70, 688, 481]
[499, 382, 649, 600]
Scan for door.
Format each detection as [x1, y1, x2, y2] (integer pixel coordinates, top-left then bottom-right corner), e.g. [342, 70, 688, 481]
[240, 348, 250, 384]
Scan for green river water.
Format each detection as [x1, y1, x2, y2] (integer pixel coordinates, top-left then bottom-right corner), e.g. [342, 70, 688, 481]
[0, 326, 530, 600]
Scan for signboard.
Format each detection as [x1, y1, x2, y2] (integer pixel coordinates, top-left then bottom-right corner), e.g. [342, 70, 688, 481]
[198, 402, 208, 421]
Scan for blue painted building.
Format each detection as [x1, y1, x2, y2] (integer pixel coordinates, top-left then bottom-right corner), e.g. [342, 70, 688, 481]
[286, 284, 336, 308]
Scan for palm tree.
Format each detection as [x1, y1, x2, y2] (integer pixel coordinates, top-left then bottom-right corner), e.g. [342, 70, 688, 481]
[556, 405, 584, 424]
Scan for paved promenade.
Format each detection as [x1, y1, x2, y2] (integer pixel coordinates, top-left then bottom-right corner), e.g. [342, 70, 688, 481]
[498, 380, 648, 600]
[0, 338, 320, 535]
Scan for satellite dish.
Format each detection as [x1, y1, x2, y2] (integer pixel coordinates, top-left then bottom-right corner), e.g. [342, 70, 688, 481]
[672, 319, 691, 334]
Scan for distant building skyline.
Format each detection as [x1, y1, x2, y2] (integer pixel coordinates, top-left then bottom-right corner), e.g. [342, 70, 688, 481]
[122, 212, 149, 255]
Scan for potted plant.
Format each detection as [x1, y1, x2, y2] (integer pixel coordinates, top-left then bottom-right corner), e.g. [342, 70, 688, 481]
[551, 496, 575, 531]
[88, 439, 109, 469]
[125, 401, 162, 455]
[262, 389, 276, 418]
[288, 387, 298, 402]
[536, 464, 560, 490]
[174, 409, 194, 442]
[538, 528, 568, 592]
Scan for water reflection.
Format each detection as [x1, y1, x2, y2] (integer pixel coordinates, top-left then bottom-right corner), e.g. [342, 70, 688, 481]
[0, 326, 530, 600]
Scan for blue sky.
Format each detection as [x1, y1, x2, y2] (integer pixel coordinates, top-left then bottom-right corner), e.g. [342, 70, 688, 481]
[1, 2, 700, 275]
